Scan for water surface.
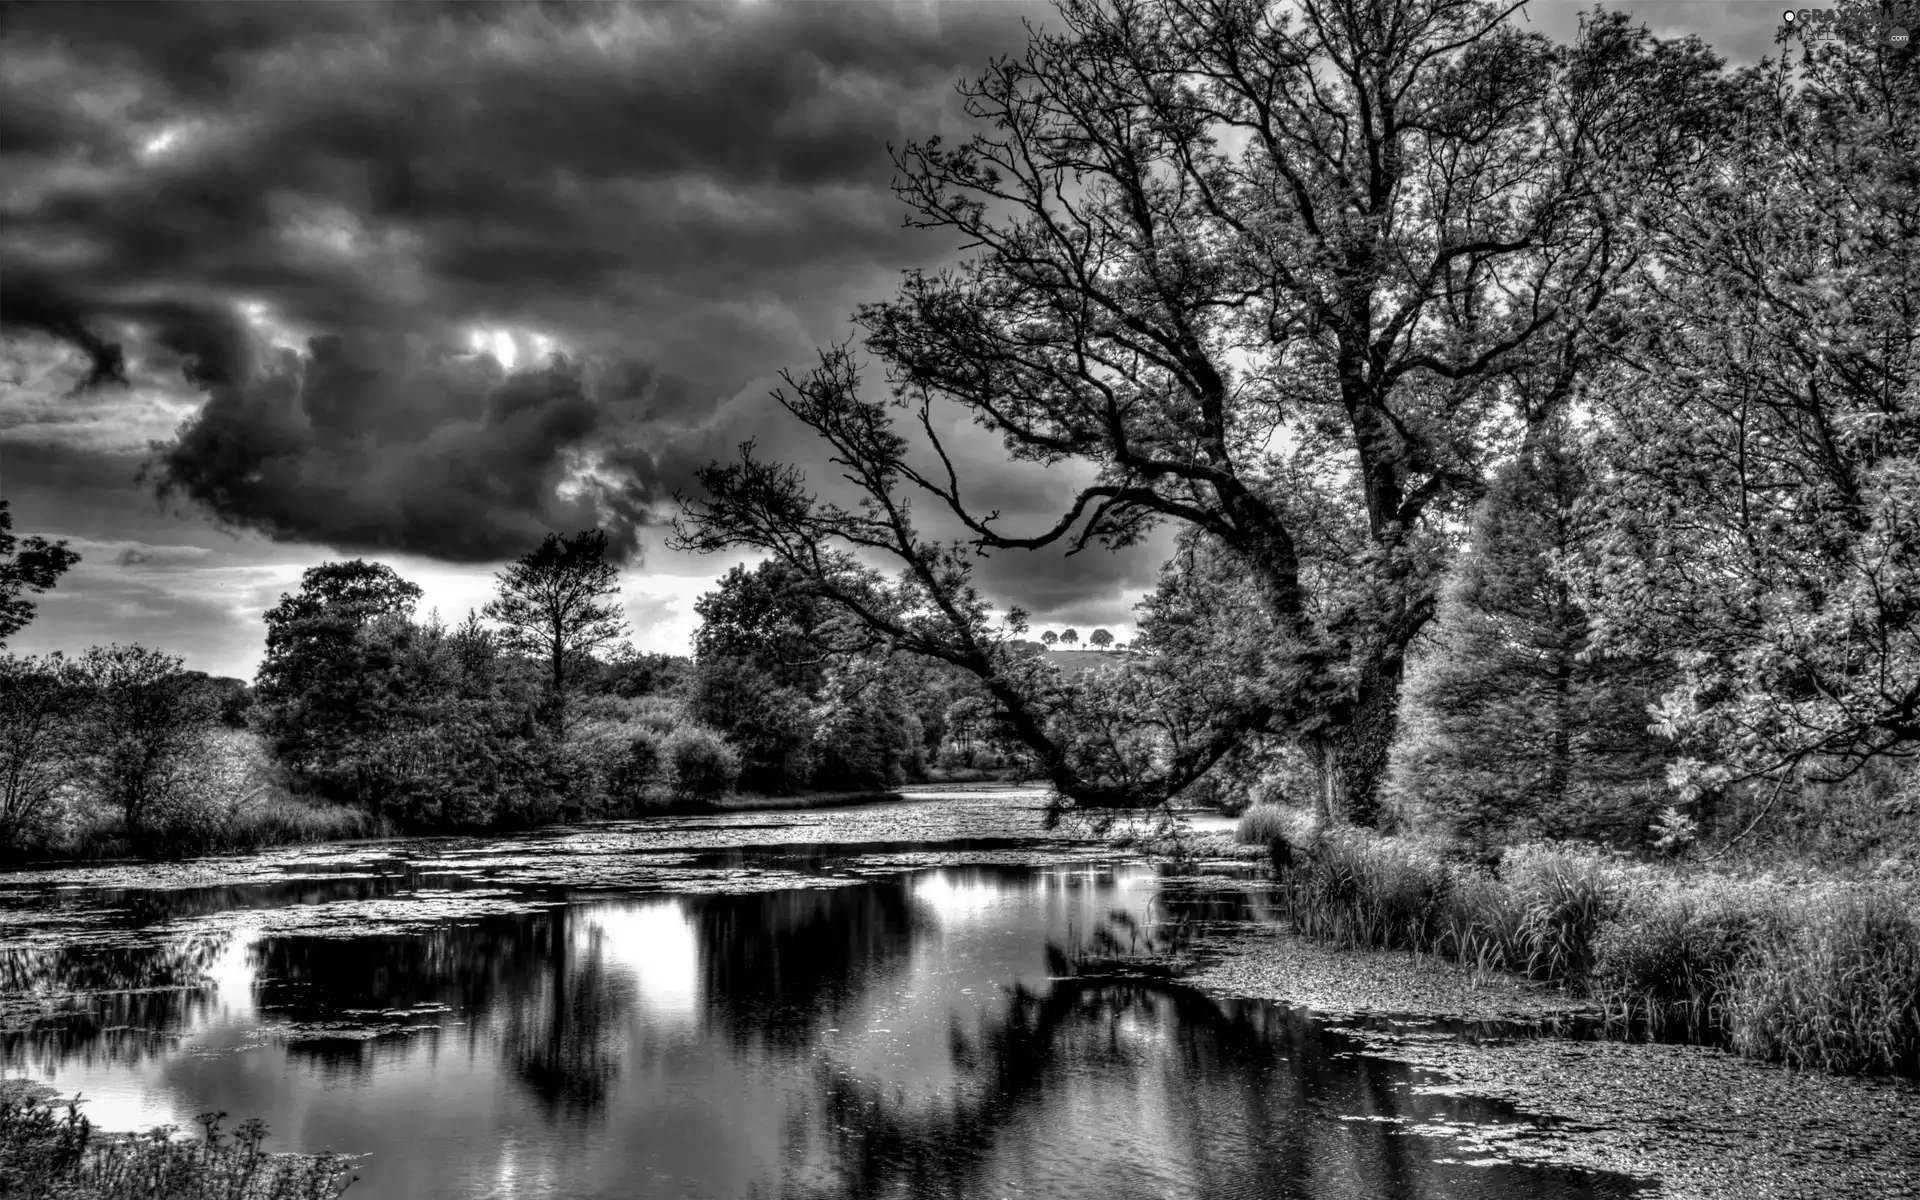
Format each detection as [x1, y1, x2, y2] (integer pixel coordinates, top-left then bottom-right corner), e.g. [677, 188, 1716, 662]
[1, 794, 1648, 1199]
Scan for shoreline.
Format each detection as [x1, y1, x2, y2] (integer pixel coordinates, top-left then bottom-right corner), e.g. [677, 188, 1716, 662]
[1181, 911, 1920, 1198]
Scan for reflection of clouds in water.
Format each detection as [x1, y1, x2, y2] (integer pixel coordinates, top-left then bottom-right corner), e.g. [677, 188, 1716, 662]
[586, 901, 698, 1027]
[912, 872, 1007, 922]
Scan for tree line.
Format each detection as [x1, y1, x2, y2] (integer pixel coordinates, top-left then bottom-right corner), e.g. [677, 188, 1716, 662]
[0, 517, 1037, 858]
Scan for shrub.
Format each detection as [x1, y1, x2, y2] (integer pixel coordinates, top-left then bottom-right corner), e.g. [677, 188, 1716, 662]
[1441, 866, 1530, 984]
[664, 724, 741, 801]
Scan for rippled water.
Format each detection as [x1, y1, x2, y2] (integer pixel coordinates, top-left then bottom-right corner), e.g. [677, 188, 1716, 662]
[0, 792, 1647, 1199]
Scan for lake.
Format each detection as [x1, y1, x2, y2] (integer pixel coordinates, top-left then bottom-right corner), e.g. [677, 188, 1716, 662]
[0, 791, 1648, 1199]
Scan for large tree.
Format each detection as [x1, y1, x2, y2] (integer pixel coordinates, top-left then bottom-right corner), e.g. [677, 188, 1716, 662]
[676, 0, 1721, 821]
[254, 559, 426, 792]
[484, 530, 630, 707]
[0, 500, 80, 645]
[1571, 8, 1919, 811]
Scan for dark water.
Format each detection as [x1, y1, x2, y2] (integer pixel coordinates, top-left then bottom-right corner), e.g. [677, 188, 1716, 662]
[0, 796, 1649, 1199]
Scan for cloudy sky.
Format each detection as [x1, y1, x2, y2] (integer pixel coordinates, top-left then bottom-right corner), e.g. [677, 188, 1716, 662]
[1, 0, 1788, 680]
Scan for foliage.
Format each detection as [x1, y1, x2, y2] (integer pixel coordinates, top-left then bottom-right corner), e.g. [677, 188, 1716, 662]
[255, 574, 561, 829]
[809, 663, 925, 791]
[252, 560, 427, 797]
[586, 644, 689, 699]
[1389, 421, 1672, 849]
[1273, 825, 1920, 1075]
[0, 500, 80, 645]
[1088, 629, 1113, 649]
[686, 656, 818, 794]
[692, 560, 843, 691]
[0, 654, 81, 852]
[1570, 7, 1920, 806]
[561, 699, 673, 816]
[1234, 804, 1318, 849]
[663, 724, 741, 801]
[673, 0, 1725, 822]
[482, 528, 629, 702]
[0, 1091, 357, 1199]
[67, 645, 218, 833]
[1589, 878, 1774, 1041]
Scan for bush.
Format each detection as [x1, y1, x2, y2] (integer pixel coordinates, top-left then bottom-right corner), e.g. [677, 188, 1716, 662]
[664, 724, 740, 801]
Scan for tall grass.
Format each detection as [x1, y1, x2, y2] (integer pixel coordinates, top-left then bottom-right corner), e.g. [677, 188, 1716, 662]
[1723, 886, 1920, 1075]
[1247, 812, 1920, 1076]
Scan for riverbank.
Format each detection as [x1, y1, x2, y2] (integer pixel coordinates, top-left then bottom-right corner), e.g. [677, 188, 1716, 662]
[1162, 837, 1920, 1198]
[1175, 909, 1920, 1198]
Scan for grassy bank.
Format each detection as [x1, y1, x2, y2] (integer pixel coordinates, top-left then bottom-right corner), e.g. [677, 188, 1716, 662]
[0, 1086, 356, 1199]
[6, 797, 386, 867]
[1237, 808, 1920, 1076]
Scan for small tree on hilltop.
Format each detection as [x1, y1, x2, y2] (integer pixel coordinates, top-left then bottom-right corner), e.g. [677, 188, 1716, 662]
[1041, 631, 1059, 647]
[484, 530, 630, 717]
[1089, 629, 1113, 650]
[1060, 629, 1079, 648]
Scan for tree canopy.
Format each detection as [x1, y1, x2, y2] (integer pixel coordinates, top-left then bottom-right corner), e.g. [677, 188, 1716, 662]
[674, 0, 1724, 821]
[483, 529, 630, 703]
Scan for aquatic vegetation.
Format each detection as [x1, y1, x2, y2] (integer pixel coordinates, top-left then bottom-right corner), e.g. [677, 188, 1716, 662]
[1723, 886, 1920, 1075]
[0, 1090, 356, 1198]
[1271, 827, 1920, 1075]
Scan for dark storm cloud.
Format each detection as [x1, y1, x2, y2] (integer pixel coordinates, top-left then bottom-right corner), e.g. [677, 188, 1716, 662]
[0, 270, 127, 389]
[2, 0, 1047, 561]
[148, 332, 701, 563]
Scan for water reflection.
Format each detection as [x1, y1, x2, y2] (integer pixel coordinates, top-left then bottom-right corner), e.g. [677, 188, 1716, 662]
[0, 933, 232, 1072]
[0, 860, 1646, 1199]
[690, 882, 922, 1052]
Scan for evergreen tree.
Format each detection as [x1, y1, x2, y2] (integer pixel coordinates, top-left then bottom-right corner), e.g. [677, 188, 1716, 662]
[1390, 423, 1671, 847]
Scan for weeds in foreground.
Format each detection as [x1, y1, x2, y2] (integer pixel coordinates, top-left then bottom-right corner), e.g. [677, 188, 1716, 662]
[1243, 811, 1920, 1076]
[0, 1092, 357, 1199]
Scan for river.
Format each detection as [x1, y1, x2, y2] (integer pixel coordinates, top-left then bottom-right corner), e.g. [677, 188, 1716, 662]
[0, 790, 1647, 1199]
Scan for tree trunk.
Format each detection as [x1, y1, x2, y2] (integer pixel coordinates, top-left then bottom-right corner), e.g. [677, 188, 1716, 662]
[1311, 659, 1405, 828]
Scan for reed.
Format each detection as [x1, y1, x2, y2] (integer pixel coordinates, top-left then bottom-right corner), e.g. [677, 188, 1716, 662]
[1724, 885, 1920, 1075]
[1267, 826, 1920, 1076]
[1234, 803, 1298, 846]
